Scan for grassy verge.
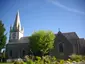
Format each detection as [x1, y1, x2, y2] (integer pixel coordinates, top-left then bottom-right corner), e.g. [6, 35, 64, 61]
[0, 63, 13, 64]
[0, 62, 26, 64]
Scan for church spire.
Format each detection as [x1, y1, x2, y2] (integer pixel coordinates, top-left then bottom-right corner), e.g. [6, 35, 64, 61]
[9, 11, 24, 41]
[13, 11, 21, 31]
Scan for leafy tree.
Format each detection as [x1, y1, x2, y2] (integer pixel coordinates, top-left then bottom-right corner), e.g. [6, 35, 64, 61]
[0, 20, 7, 52]
[29, 30, 55, 56]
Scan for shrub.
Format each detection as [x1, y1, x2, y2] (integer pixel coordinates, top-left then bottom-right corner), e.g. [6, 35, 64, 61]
[25, 55, 34, 64]
[36, 56, 41, 61]
[69, 54, 82, 62]
[26, 59, 34, 64]
[82, 56, 85, 61]
[6, 59, 13, 63]
[13, 58, 24, 64]
[67, 59, 72, 62]
[59, 60, 65, 64]
[25, 55, 59, 64]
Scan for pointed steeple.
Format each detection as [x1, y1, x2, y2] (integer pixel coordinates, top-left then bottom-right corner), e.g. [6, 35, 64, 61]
[13, 11, 21, 31]
[9, 11, 24, 41]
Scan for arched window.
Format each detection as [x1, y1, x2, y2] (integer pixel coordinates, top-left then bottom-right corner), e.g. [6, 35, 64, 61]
[22, 50, 25, 57]
[59, 42, 64, 53]
[10, 50, 12, 57]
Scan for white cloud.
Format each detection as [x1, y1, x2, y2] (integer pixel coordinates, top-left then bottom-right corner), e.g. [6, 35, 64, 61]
[48, 0, 85, 15]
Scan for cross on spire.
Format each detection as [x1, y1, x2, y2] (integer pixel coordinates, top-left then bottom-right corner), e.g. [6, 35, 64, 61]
[58, 28, 60, 32]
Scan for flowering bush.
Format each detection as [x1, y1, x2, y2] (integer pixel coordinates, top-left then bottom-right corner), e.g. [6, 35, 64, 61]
[25, 55, 59, 64]
[12, 55, 85, 64]
[13, 58, 24, 64]
[69, 54, 83, 62]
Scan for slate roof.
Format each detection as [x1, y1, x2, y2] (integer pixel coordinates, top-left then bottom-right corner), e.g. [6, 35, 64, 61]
[19, 37, 29, 43]
[61, 32, 85, 45]
[62, 32, 79, 39]
[8, 37, 29, 44]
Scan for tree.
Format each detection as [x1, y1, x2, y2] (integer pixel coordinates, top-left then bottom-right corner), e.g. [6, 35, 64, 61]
[29, 30, 55, 56]
[0, 20, 7, 52]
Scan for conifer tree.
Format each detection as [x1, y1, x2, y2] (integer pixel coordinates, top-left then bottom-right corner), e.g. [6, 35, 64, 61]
[0, 20, 7, 52]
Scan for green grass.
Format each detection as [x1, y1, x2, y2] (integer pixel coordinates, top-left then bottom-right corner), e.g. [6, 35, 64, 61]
[0, 63, 13, 64]
[0, 62, 26, 64]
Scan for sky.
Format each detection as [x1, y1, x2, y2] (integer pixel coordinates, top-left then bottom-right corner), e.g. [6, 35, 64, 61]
[0, 0, 85, 41]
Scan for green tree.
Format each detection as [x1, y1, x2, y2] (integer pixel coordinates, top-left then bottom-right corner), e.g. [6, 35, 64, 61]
[29, 30, 55, 56]
[0, 20, 7, 52]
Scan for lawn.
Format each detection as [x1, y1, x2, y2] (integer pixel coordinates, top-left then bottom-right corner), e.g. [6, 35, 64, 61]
[0, 62, 26, 64]
[0, 63, 13, 64]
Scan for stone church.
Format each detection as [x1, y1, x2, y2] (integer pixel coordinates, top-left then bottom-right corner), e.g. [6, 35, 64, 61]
[6, 11, 29, 59]
[51, 31, 85, 59]
[6, 11, 85, 59]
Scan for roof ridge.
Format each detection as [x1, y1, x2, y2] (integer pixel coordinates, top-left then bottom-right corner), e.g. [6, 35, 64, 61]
[62, 32, 75, 34]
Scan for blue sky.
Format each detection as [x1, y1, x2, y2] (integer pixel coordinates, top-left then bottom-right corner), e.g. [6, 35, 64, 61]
[0, 0, 85, 41]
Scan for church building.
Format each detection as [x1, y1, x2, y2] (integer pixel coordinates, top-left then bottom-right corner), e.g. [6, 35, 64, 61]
[6, 11, 29, 59]
[6, 11, 85, 59]
[51, 31, 85, 59]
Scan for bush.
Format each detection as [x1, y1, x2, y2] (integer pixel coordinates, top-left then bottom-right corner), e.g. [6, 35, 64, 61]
[6, 59, 13, 63]
[13, 58, 24, 64]
[24, 55, 85, 64]
[69, 54, 82, 62]
[59, 60, 65, 64]
[25, 55, 59, 64]
[26, 59, 34, 64]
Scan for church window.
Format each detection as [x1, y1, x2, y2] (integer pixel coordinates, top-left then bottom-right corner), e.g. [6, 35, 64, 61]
[10, 50, 12, 57]
[59, 42, 64, 53]
[22, 50, 25, 57]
